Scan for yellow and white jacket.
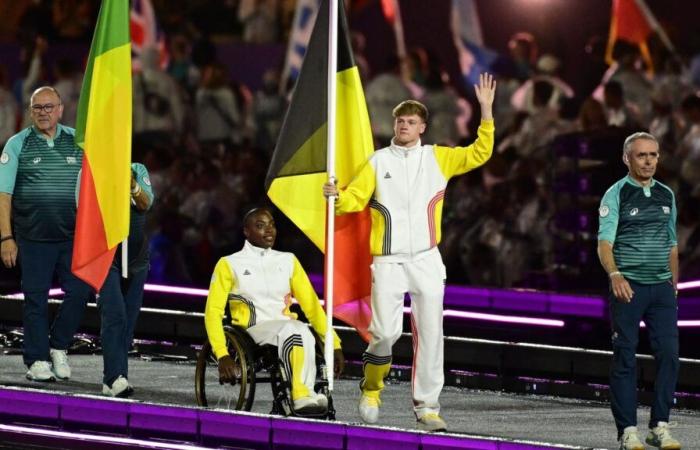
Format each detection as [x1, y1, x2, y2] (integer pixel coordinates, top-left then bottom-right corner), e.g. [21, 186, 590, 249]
[204, 241, 341, 359]
[336, 119, 494, 262]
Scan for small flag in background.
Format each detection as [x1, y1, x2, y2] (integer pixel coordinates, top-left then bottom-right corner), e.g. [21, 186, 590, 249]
[606, 0, 653, 67]
[130, 0, 169, 71]
[281, 0, 320, 90]
[266, 0, 374, 341]
[72, 0, 132, 291]
[451, 0, 498, 87]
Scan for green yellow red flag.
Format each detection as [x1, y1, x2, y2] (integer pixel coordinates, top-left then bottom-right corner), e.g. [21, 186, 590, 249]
[72, 0, 132, 291]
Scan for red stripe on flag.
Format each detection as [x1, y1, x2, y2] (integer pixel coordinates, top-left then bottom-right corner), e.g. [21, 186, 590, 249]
[326, 209, 373, 342]
[71, 161, 116, 291]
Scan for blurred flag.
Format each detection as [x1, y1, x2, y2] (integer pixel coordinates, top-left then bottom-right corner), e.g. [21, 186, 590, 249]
[72, 0, 132, 290]
[266, 0, 374, 341]
[281, 0, 320, 90]
[130, 0, 169, 71]
[451, 0, 498, 87]
[606, 0, 677, 72]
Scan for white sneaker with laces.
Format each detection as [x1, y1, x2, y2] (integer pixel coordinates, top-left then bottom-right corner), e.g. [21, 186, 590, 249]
[417, 413, 447, 432]
[646, 421, 681, 449]
[26, 361, 55, 382]
[49, 348, 70, 379]
[358, 395, 380, 424]
[102, 376, 133, 398]
[619, 426, 645, 450]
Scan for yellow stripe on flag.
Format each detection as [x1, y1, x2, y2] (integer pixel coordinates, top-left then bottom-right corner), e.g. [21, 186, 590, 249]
[83, 43, 132, 247]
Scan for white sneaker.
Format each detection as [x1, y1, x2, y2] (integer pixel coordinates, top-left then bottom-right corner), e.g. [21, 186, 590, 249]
[26, 361, 56, 382]
[102, 376, 133, 398]
[312, 392, 328, 410]
[417, 413, 447, 432]
[619, 426, 645, 450]
[292, 395, 325, 414]
[358, 395, 380, 424]
[646, 422, 681, 449]
[49, 348, 70, 379]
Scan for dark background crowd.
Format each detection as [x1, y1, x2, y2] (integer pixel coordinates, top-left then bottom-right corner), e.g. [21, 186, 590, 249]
[1, 0, 699, 295]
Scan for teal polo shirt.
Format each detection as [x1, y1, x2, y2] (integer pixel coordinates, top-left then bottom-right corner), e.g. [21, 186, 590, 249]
[0, 124, 83, 241]
[598, 175, 677, 284]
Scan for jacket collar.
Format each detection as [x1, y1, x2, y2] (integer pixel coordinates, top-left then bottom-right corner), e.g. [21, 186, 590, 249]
[243, 240, 271, 257]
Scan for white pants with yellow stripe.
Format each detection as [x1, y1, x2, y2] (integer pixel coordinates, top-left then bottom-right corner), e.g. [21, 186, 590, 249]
[362, 248, 445, 418]
[247, 319, 316, 400]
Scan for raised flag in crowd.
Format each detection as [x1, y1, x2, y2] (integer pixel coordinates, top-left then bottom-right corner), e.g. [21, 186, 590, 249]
[130, 0, 169, 71]
[451, 0, 499, 87]
[281, 0, 320, 90]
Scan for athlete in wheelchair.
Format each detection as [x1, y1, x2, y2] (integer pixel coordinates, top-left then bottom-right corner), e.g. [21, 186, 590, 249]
[196, 207, 344, 418]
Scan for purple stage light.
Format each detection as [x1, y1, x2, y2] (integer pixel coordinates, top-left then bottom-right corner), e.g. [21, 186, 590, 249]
[441, 309, 565, 327]
[0, 423, 212, 449]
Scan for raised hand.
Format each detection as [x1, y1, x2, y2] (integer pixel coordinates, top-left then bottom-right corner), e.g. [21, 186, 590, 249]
[474, 72, 496, 120]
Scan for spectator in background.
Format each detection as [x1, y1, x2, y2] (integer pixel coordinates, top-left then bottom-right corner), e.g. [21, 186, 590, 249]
[52, 59, 82, 127]
[238, 0, 280, 44]
[167, 33, 200, 101]
[595, 41, 652, 124]
[679, 93, 700, 191]
[578, 97, 608, 132]
[507, 32, 538, 82]
[365, 56, 412, 147]
[252, 69, 286, 155]
[133, 46, 185, 149]
[14, 36, 49, 128]
[421, 67, 470, 147]
[603, 81, 640, 129]
[195, 62, 241, 151]
[0, 67, 18, 147]
[510, 53, 574, 114]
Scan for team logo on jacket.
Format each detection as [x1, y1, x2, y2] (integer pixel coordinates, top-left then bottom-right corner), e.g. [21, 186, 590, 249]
[662, 206, 670, 214]
[0, 153, 8, 164]
[32, 157, 41, 164]
[384, 172, 392, 179]
[599, 205, 609, 217]
[243, 269, 251, 275]
[630, 208, 638, 216]
[66, 156, 76, 164]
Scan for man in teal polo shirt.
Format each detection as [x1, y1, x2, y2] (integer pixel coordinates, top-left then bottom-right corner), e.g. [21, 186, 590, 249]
[0, 86, 91, 382]
[597, 132, 681, 450]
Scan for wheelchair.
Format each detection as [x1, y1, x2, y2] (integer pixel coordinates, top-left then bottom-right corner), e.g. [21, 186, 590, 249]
[195, 324, 335, 419]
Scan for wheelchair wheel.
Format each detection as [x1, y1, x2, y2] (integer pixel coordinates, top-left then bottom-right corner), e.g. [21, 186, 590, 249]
[195, 327, 256, 410]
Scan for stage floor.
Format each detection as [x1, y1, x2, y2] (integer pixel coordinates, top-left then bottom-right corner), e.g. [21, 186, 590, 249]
[1, 354, 699, 449]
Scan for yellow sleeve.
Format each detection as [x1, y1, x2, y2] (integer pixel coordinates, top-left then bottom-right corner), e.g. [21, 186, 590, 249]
[290, 256, 341, 350]
[204, 258, 237, 359]
[433, 119, 494, 179]
[335, 158, 376, 215]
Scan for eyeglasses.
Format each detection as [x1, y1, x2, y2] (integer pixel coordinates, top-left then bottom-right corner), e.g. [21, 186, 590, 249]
[31, 103, 60, 113]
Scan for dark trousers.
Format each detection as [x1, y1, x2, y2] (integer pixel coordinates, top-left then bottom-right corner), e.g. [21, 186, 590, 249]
[18, 239, 91, 367]
[609, 279, 679, 437]
[98, 265, 147, 386]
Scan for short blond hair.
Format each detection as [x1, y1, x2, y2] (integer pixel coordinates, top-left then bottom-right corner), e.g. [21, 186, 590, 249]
[392, 100, 428, 122]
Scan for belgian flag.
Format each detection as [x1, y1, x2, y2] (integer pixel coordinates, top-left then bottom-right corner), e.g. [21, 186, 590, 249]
[266, 0, 373, 339]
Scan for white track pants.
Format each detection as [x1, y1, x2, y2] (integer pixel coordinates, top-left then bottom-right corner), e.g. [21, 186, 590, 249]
[247, 319, 316, 399]
[363, 248, 445, 417]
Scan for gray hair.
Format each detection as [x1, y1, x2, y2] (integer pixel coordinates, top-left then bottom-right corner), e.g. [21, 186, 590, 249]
[623, 132, 658, 156]
[30, 86, 62, 105]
